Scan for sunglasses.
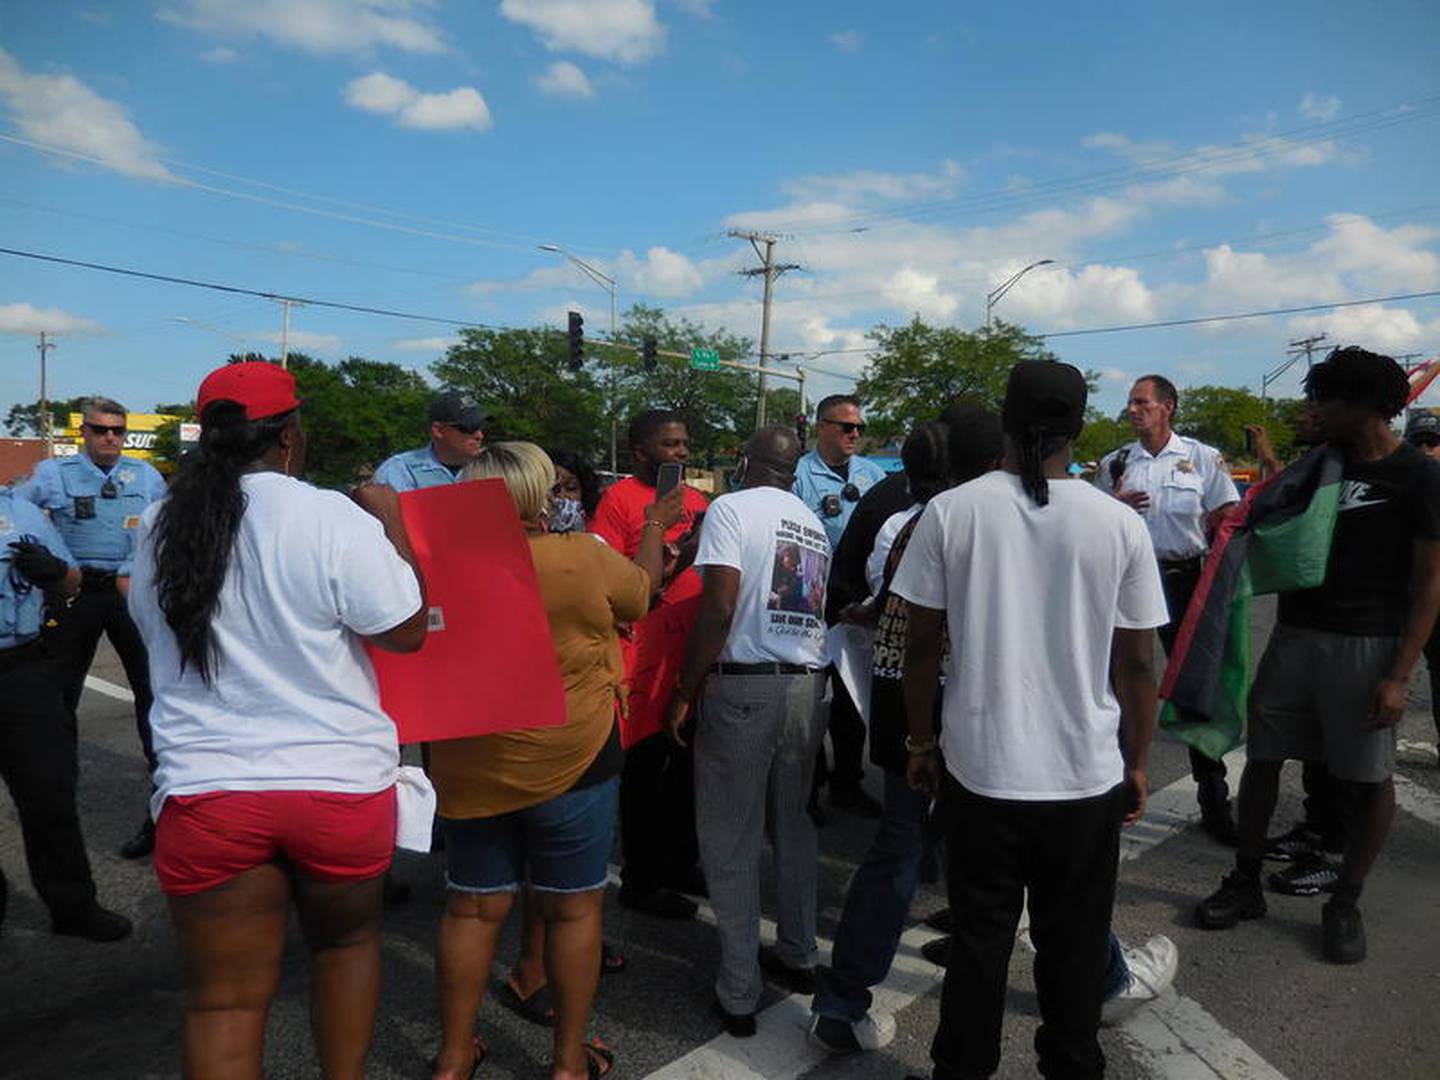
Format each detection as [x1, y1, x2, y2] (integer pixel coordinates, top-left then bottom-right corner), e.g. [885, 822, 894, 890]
[1412, 436, 1440, 449]
[445, 422, 484, 435]
[819, 418, 866, 436]
[84, 423, 127, 436]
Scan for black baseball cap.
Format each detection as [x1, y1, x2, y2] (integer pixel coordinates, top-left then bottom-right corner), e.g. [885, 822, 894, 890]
[1405, 410, 1440, 441]
[430, 390, 487, 430]
[1001, 360, 1087, 438]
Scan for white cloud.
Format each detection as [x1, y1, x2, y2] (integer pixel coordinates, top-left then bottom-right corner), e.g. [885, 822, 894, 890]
[1084, 126, 1346, 180]
[782, 160, 965, 204]
[618, 246, 705, 298]
[829, 30, 862, 54]
[158, 0, 446, 55]
[394, 336, 458, 352]
[0, 48, 172, 180]
[669, 0, 717, 16]
[199, 46, 240, 63]
[1300, 92, 1342, 122]
[1287, 305, 1440, 355]
[500, 0, 665, 64]
[343, 73, 492, 131]
[0, 302, 102, 335]
[534, 61, 595, 99]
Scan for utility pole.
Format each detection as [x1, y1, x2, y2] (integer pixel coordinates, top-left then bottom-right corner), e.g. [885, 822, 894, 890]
[36, 331, 56, 456]
[730, 230, 800, 429]
[275, 298, 307, 370]
[1286, 334, 1328, 371]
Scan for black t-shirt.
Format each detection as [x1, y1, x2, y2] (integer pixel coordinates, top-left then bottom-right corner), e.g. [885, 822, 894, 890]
[824, 471, 912, 623]
[1278, 442, 1440, 636]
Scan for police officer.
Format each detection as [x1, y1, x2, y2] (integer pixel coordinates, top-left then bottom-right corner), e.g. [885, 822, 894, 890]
[17, 397, 166, 859]
[1096, 375, 1240, 843]
[373, 390, 487, 491]
[0, 486, 132, 941]
[792, 394, 888, 820]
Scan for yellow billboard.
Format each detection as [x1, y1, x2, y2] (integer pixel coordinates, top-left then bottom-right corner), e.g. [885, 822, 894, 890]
[58, 413, 179, 463]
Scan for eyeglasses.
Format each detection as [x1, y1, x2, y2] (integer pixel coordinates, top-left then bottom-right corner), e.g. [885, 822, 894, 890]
[84, 423, 126, 436]
[819, 418, 866, 436]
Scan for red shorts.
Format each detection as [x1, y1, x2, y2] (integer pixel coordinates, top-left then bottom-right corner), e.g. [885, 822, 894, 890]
[154, 788, 396, 897]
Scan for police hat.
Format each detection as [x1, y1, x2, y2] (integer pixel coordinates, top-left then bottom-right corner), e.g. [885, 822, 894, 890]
[430, 391, 488, 430]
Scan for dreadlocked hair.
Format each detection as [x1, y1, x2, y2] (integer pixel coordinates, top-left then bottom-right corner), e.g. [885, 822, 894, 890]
[1303, 346, 1409, 419]
[152, 400, 295, 685]
[1017, 429, 1071, 508]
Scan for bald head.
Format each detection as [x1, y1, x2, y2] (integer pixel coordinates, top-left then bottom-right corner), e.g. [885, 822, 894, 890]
[740, 424, 802, 488]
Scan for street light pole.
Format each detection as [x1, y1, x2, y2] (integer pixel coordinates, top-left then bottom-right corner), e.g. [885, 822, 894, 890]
[985, 259, 1054, 329]
[540, 244, 620, 474]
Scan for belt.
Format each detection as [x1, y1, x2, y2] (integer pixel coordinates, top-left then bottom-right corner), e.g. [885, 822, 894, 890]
[80, 568, 119, 592]
[0, 638, 42, 670]
[1159, 555, 1204, 572]
[710, 661, 821, 676]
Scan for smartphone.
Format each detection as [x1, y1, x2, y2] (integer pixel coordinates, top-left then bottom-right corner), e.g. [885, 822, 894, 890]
[1244, 428, 1254, 454]
[656, 462, 683, 497]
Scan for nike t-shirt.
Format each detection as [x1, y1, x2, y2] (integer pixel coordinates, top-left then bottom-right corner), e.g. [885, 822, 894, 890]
[1279, 441, 1440, 636]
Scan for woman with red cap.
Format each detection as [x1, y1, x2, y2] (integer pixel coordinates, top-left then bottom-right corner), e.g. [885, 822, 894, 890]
[127, 361, 429, 1079]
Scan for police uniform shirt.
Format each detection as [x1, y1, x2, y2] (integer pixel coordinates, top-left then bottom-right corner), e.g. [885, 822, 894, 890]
[1093, 432, 1239, 562]
[372, 446, 460, 492]
[792, 449, 889, 551]
[0, 489, 77, 649]
[15, 453, 166, 575]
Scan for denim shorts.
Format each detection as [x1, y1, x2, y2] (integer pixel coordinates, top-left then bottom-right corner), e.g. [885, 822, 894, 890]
[443, 776, 618, 894]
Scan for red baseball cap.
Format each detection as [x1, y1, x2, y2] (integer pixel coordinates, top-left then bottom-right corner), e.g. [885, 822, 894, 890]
[196, 361, 301, 421]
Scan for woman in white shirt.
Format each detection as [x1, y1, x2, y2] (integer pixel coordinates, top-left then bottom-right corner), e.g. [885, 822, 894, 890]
[128, 361, 427, 1080]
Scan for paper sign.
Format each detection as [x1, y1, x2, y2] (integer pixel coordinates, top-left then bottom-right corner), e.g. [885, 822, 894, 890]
[366, 478, 567, 744]
[621, 592, 701, 747]
[827, 622, 873, 725]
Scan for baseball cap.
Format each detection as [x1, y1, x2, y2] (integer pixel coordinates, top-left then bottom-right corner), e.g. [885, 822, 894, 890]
[430, 390, 487, 430]
[196, 361, 301, 421]
[1405, 410, 1440, 441]
[1001, 360, 1087, 438]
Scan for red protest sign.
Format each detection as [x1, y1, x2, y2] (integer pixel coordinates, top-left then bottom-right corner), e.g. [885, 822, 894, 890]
[367, 478, 566, 744]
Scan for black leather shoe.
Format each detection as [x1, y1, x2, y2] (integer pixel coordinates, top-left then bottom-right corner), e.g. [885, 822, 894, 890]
[830, 785, 882, 819]
[52, 904, 133, 943]
[119, 818, 155, 860]
[712, 996, 757, 1038]
[618, 886, 697, 920]
[921, 935, 952, 967]
[758, 945, 817, 995]
[1195, 871, 1266, 930]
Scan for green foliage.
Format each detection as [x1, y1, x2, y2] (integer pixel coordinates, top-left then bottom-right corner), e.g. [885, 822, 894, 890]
[854, 318, 1061, 442]
[5, 395, 89, 437]
[1074, 408, 1133, 464]
[1174, 385, 1297, 461]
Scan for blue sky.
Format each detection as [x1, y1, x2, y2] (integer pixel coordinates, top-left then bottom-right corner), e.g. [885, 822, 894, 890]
[2, 0, 1438, 423]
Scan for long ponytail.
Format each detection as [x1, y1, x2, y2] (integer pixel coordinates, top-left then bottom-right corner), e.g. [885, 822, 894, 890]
[152, 400, 294, 684]
[1017, 427, 1049, 507]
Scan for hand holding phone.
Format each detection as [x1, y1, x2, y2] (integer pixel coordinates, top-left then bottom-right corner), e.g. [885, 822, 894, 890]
[656, 461, 683, 497]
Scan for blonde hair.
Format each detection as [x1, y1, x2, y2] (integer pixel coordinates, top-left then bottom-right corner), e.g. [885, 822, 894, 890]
[461, 441, 555, 522]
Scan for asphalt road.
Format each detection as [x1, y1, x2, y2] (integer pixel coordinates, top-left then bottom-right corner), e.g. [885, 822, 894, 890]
[2, 596, 1438, 1079]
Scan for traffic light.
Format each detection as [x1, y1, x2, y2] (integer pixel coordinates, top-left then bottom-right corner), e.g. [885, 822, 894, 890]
[641, 336, 658, 371]
[566, 310, 584, 370]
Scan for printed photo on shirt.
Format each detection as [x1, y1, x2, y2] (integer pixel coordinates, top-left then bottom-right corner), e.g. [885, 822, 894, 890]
[766, 517, 830, 628]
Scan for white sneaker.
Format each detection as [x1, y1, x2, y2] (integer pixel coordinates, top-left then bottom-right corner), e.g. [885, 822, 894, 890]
[1100, 934, 1178, 1026]
[808, 1010, 897, 1052]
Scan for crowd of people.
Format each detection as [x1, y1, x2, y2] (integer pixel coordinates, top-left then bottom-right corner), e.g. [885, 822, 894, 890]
[0, 343, 1435, 1079]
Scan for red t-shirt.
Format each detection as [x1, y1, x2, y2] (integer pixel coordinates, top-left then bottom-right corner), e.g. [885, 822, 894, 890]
[590, 476, 709, 605]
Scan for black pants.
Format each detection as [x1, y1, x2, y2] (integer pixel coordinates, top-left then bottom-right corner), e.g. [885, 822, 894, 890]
[49, 579, 155, 772]
[1157, 559, 1227, 801]
[813, 666, 866, 795]
[1426, 624, 1440, 742]
[619, 731, 698, 895]
[932, 775, 1124, 1080]
[0, 647, 98, 921]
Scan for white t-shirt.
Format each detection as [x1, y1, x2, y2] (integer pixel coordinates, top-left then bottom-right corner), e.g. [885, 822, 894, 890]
[866, 504, 923, 595]
[890, 471, 1167, 801]
[128, 473, 423, 818]
[694, 485, 830, 667]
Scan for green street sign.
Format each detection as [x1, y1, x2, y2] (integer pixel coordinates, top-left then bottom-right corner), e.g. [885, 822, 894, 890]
[690, 347, 721, 371]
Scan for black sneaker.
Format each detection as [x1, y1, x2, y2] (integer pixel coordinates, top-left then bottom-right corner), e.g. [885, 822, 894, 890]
[118, 818, 155, 860]
[618, 886, 697, 920]
[52, 903, 133, 943]
[758, 945, 816, 995]
[830, 786, 882, 819]
[1195, 871, 1266, 929]
[1321, 899, 1366, 964]
[1263, 824, 1322, 863]
[1268, 855, 1338, 897]
[712, 996, 757, 1038]
[920, 935, 952, 967]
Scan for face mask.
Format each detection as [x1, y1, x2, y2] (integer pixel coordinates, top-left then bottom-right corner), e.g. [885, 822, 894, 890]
[548, 497, 586, 534]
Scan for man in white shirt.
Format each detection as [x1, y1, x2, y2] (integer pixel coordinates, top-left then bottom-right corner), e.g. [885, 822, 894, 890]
[664, 426, 830, 1038]
[894, 361, 1168, 1079]
[1095, 376, 1240, 844]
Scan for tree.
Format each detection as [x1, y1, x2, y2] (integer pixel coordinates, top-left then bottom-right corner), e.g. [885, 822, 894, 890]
[1074, 408, 1133, 465]
[5, 395, 89, 437]
[855, 318, 1061, 442]
[1174, 385, 1297, 461]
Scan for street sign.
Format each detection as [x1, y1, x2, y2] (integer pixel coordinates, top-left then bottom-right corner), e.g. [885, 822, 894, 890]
[690, 347, 720, 371]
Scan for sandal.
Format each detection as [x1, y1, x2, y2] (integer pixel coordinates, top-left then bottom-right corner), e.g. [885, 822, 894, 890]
[428, 1034, 486, 1080]
[499, 975, 557, 1027]
[601, 941, 627, 975]
[582, 1038, 616, 1079]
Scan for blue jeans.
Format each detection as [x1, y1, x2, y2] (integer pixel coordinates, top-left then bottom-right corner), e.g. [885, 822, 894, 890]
[813, 769, 928, 1022]
[1101, 932, 1128, 1000]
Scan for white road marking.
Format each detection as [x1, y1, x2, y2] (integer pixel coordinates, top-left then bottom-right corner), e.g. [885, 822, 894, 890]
[84, 674, 135, 703]
[1395, 773, 1440, 829]
[1397, 737, 1438, 764]
[642, 754, 1291, 1080]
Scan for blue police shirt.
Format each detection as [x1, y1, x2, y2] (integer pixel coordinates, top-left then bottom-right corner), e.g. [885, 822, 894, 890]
[372, 446, 460, 492]
[16, 453, 166, 575]
[792, 449, 888, 550]
[0, 489, 76, 649]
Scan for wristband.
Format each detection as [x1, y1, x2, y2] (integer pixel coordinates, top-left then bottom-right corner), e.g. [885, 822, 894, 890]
[904, 734, 938, 755]
[643, 519, 666, 531]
